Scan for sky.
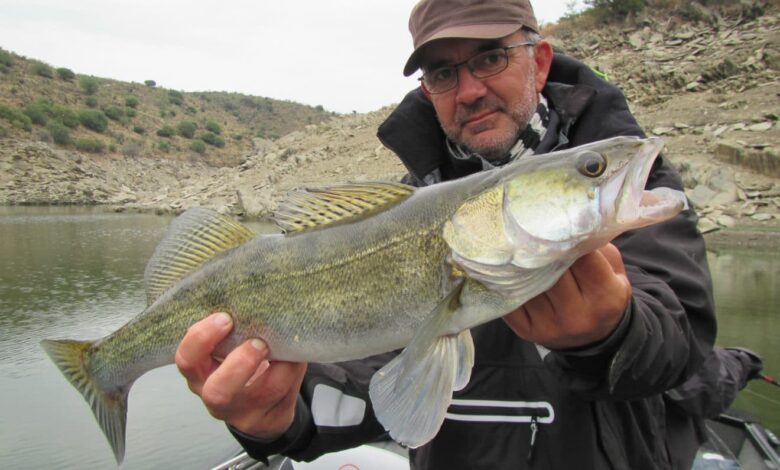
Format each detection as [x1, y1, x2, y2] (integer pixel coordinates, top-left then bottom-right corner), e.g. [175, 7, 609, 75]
[0, 1, 583, 114]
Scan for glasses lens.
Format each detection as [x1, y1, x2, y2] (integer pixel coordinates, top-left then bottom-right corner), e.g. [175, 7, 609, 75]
[423, 67, 457, 94]
[469, 49, 508, 78]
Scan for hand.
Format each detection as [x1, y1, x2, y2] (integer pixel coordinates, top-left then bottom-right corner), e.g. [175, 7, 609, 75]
[503, 243, 631, 350]
[175, 313, 307, 440]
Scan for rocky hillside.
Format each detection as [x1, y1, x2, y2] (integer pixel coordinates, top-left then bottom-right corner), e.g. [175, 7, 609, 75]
[0, 48, 334, 166]
[1, 1, 778, 245]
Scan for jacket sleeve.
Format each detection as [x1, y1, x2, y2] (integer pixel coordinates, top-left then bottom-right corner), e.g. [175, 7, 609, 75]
[545, 153, 718, 400]
[230, 352, 395, 463]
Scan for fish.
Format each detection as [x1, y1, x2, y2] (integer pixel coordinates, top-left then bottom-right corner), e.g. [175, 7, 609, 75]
[40, 136, 687, 463]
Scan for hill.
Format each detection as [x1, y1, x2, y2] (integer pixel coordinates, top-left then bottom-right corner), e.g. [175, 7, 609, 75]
[0, 48, 334, 166]
[1, 0, 778, 246]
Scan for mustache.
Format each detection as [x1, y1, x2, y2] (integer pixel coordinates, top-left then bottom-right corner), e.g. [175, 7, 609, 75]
[454, 96, 505, 126]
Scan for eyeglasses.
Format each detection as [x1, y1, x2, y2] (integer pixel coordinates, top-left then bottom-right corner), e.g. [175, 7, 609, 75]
[419, 41, 537, 94]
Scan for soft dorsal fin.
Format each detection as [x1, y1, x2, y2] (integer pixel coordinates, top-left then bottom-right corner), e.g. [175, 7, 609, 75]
[272, 182, 415, 234]
[143, 208, 254, 305]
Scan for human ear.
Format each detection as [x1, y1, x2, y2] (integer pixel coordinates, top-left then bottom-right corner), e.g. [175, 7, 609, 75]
[533, 41, 554, 93]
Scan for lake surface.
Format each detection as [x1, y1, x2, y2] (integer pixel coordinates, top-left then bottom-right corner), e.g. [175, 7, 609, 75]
[0, 206, 778, 468]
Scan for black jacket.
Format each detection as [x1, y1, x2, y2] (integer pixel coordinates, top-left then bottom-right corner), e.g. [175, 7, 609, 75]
[233, 54, 717, 470]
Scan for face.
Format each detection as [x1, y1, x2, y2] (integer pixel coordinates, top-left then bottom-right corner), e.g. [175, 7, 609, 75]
[420, 32, 553, 161]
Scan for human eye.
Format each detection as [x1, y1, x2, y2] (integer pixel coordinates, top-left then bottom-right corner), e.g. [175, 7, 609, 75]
[430, 66, 455, 83]
[472, 49, 505, 72]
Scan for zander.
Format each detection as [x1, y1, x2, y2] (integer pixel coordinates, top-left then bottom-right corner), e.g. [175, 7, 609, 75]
[41, 136, 687, 463]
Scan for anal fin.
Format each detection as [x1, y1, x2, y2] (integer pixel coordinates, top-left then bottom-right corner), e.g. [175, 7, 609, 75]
[368, 329, 474, 448]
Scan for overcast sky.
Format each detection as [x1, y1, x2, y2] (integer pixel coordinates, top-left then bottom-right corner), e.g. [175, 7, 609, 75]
[0, 1, 583, 114]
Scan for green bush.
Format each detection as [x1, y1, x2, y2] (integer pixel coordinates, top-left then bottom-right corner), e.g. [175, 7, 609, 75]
[190, 139, 206, 154]
[52, 106, 80, 128]
[132, 125, 145, 134]
[124, 107, 136, 118]
[47, 120, 71, 145]
[0, 104, 33, 131]
[158, 141, 171, 153]
[156, 125, 175, 137]
[79, 76, 99, 95]
[31, 61, 54, 78]
[125, 96, 139, 108]
[0, 48, 13, 68]
[205, 120, 222, 134]
[584, 0, 646, 18]
[85, 96, 98, 108]
[103, 105, 123, 121]
[200, 131, 225, 148]
[144, 79, 156, 87]
[176, 120, 197, 138]
[75, 137, 106, 153]
[78, 109, 108, 132]
[24, 99, 54, 126]
[56, 67, 76, 81]
[168, 90, 184, 106]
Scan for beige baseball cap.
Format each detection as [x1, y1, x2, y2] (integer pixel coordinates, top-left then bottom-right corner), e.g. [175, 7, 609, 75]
[404, 0, 539, 76]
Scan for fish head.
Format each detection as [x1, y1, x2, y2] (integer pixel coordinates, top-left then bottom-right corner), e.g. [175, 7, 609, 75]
[500, 136, 687, 267]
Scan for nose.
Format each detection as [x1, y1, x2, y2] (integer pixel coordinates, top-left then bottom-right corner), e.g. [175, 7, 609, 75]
[454, 66, 488, 105]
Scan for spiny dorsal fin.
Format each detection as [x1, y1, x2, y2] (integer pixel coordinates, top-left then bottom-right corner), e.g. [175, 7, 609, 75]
[272, 182, 415, 234]
[143, 207, 254, 305]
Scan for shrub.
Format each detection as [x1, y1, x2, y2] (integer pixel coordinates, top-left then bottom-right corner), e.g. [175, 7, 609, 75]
[205, 120, 222, 134]
[125, 96, 139, 108]
[50, 105, 79, 128]
[85, 96, 98, 108]
[200, 131, 225, 148]
[133, 125, 145, 134]
[31, 61, 54, 78]
[78, 109, 108, 132]
[103, 105, 123, 121]
[156, 125, 175, 137]
[144, 79, 156, 87]
[168, 90, 184, 106]
[56, 67, 76, 81]
[124, 107, 136, 118]
[584, 0, 647, 19]
[24, 99, 54, 126]
[122, 139, 144, 158]
[79, 76, 99, 95]
[157, 141, 171, 153]
[176, 120, 197, 138]
[47, 120, 71, 145]
[190, 139, 206, 154]
[0, 48, 13, 68]
[75, 137, 106, 153]
[0, 104, 33, 131]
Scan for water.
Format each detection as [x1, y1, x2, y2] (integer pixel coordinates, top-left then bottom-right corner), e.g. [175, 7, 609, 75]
[0, 207, 777, 468]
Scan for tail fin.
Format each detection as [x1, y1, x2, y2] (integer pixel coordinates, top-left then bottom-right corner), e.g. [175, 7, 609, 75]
[41, 339, 130, 464]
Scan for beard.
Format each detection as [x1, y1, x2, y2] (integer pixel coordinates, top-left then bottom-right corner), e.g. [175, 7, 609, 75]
[440, 73, 539, 161]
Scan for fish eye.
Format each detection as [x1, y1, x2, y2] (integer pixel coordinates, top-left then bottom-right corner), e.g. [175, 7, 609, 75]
[576, 151, 607, 177]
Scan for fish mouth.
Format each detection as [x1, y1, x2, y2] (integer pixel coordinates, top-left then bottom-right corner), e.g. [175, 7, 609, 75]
[615, 137, 688, 228]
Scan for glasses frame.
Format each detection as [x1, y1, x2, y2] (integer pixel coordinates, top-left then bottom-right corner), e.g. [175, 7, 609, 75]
[418, 41, 537, 95]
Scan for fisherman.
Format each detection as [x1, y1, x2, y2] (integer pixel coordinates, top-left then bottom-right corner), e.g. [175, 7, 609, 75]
[176, 1, 746, 468]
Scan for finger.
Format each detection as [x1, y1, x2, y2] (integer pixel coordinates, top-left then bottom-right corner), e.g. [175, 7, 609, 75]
[251, 359, 308, 406]
[176, 313, 234, 384]
[202, 339, 270, 410]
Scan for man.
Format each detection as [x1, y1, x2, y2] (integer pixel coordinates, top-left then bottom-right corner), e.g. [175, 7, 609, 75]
[176, 1, 719, 468]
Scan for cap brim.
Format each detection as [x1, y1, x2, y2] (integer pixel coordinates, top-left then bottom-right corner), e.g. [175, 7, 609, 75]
[403, 23, 522, 76]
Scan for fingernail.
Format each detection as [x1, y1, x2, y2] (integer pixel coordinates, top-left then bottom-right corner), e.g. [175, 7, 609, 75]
[213, 312, 232, 327]
[250, 338, 267, 353]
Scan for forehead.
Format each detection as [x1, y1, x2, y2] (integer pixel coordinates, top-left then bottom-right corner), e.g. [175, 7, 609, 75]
[419, 32, 524, 70]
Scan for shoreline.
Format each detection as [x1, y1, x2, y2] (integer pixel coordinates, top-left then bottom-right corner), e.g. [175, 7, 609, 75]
[3, 203, 778, 251]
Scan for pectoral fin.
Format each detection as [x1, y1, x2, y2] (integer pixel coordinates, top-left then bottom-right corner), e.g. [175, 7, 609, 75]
[369, 329, 474, 448]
